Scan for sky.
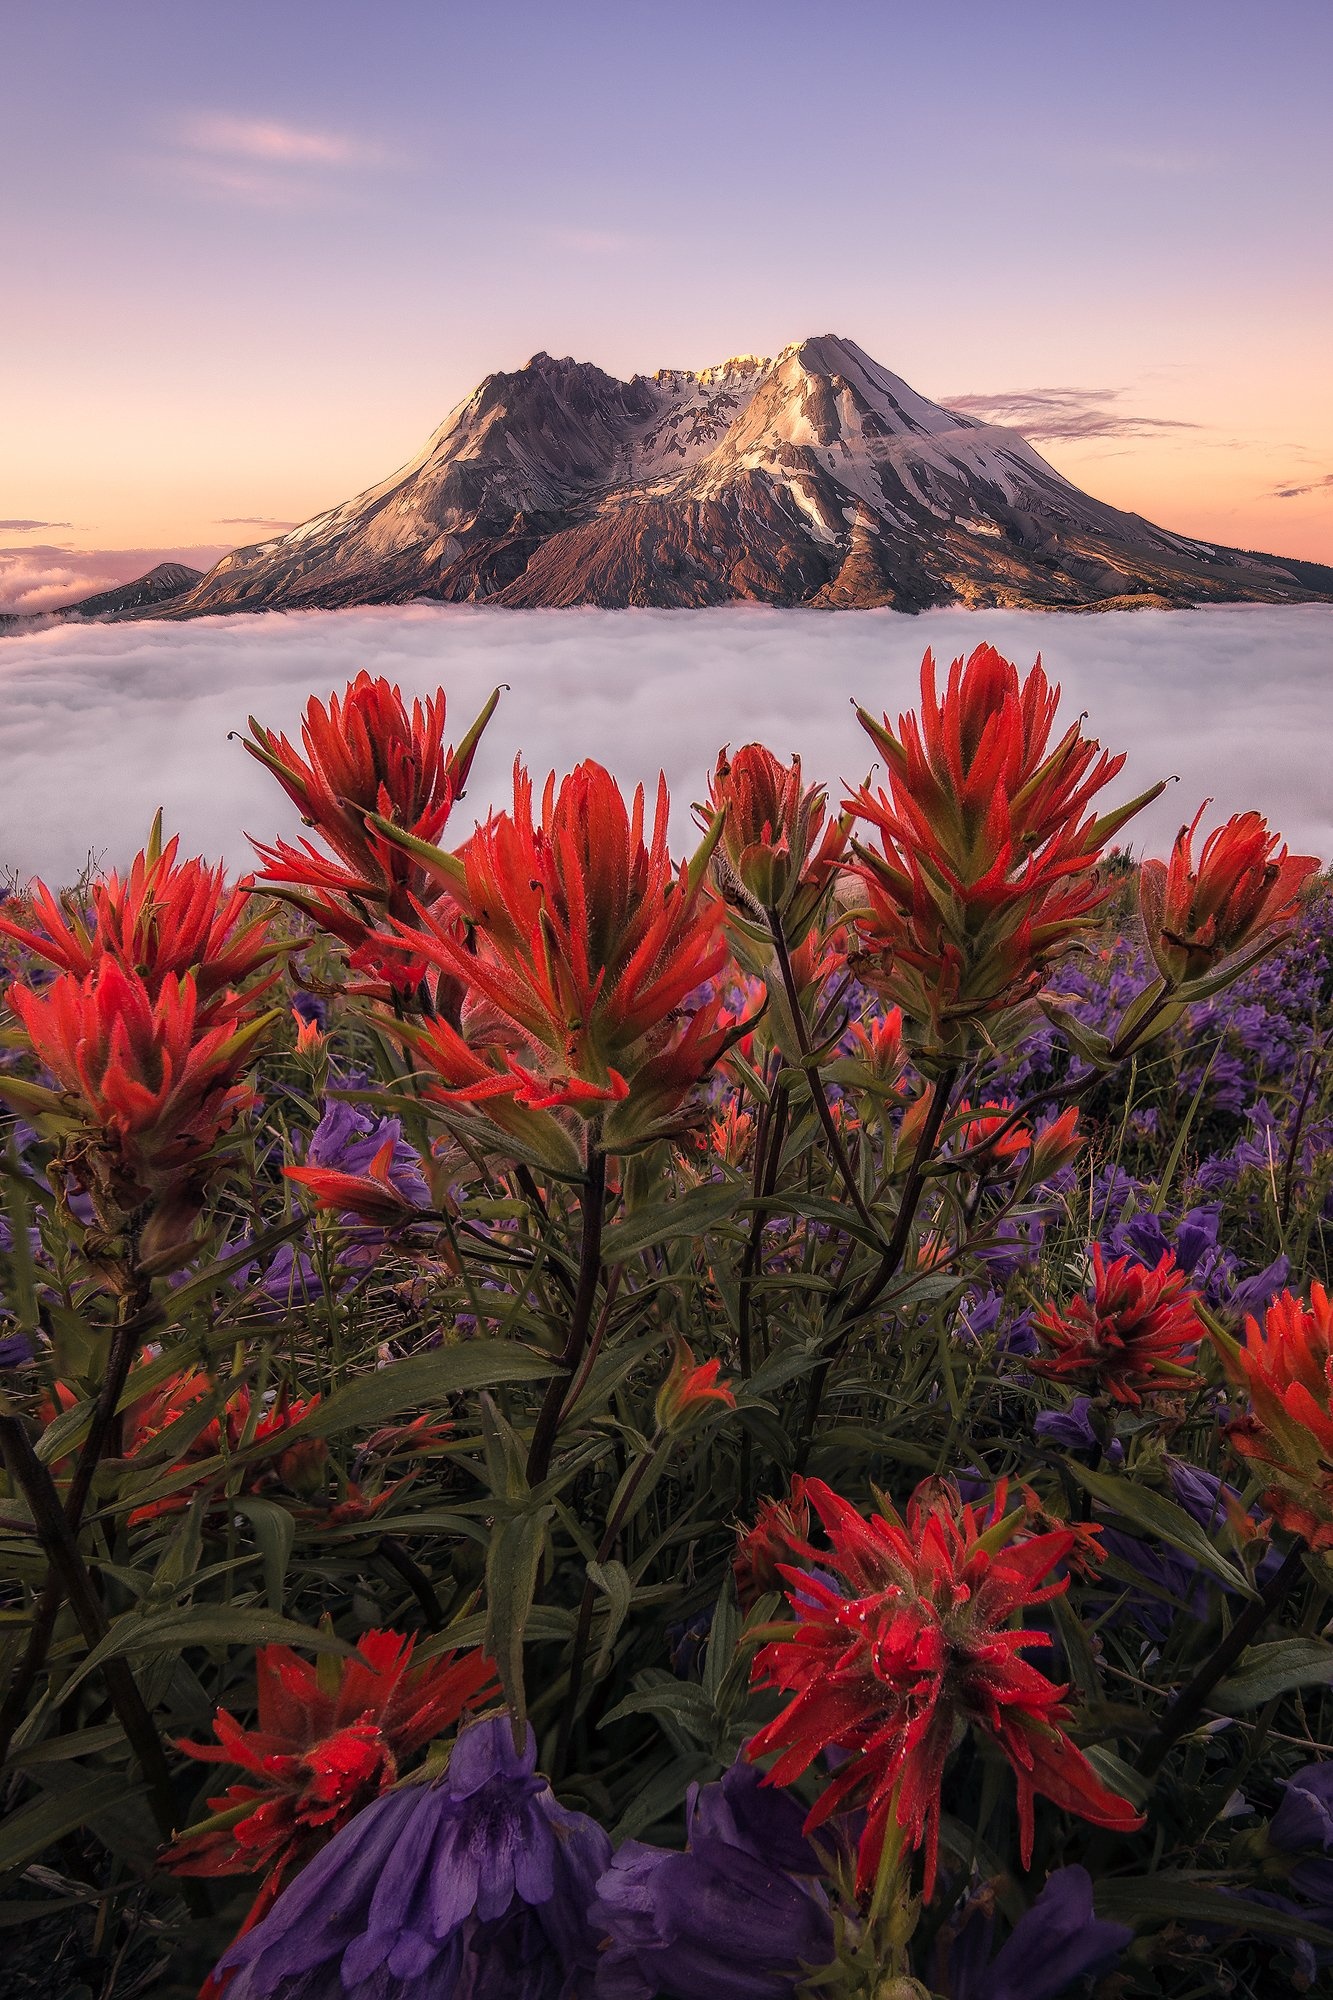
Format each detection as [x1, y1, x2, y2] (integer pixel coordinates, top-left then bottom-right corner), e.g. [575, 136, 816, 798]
[3, 606, 1331, 883]
[3, 0, 1331, 612]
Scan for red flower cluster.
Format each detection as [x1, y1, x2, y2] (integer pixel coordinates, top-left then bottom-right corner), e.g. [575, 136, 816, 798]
[244, 673, 496, 993]
[703, 742, 845, 944]
[121, 1369, 323, 1523]
[165, 1632, 498, 1933]
[733, 1480, 811, 1611]
[1139, 803, 1318, 988]
[389, 760, 738, 1161]
[0, 822, 277, 1020]
[1214, 1284, 1333, 1548]
[0, 834, 278, 1247]
[748, 1478, 1142, 1896]
[845, 644, 1155, 1057]
[6, 962, 270, 1232]
[1031, 1247, 1203, 1405]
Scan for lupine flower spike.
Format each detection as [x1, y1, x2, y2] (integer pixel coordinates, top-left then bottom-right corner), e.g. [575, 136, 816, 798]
[747, 1477, 1142, 1897]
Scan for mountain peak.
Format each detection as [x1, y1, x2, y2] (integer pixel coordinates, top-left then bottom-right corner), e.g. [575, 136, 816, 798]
[158, 338, 1332, 618]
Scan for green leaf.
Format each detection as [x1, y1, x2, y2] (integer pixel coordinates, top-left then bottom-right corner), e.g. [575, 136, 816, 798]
[600, 1677, 718, 1736]
[233, 1498, 297, 1614]
[483, 1506, 553, 1733]
[0, 1773, 138, 1877]
[588, 1560, 634, 1678]
[60, 1605, 355, 1698]
[702, 1583, 742, 1706]
[611, 1751, 717, 1840]
[1064, 1462, 1255, 1597]
[601, 1184, 744, 1261]
[303, 1341, 557, 1439]
[6, 1723, 125, 1768]
[1095, 1875, 1333, 1949]
[1215, 1637, 1333, 1709]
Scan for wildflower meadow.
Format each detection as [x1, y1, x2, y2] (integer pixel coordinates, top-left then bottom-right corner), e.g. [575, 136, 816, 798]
[4, 644, 1333, 2000]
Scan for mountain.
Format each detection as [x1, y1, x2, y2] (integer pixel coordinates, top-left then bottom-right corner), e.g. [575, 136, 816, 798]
[166, 337, 1331, 615]
[0, 562, 204, 631]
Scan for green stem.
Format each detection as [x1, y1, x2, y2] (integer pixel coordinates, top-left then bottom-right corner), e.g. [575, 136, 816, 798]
[525, 1148, 606, 1488]
[0, 1280, 150, 1767]
[553, 1444, 658, 1777]
[767, 916, 879, 1237]
[794, 1065, 958, 1472]
[0, 1411, 180, 1842]
[1136, 1542, 1306, 1778]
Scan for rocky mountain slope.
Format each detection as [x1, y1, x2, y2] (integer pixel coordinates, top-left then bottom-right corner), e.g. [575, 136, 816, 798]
[160, 337, 1333, 614]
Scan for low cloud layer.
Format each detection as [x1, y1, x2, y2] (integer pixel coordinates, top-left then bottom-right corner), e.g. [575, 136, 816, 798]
[0, 605, 1329, 886]
[0, 520, 72, 533]
[943, 387, 1199, 442]
[0, 545, 230, 617]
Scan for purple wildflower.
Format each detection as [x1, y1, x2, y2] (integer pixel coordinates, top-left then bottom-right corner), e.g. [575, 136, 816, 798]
[591, 1759, 833, 1999]
[217, 1715, 611, 1999]
[936, 1865, 1132, 2000]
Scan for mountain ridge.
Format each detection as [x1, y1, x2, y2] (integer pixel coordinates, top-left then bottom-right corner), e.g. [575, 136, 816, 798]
[59, 338, 1333, 617]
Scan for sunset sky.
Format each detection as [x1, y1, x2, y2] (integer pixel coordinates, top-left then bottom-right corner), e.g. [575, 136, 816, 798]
[4, 0, 1330, 612]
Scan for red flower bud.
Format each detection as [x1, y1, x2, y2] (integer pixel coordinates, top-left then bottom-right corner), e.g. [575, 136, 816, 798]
[1139, 804, 1317, 987]
[1214, 1284, 1333, 1549]
[654, 1338, 737, 1433]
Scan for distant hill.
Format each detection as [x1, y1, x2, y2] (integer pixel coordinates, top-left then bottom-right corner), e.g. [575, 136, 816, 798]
[0, 562, 203, 632]
[160, 335, 1333, 615]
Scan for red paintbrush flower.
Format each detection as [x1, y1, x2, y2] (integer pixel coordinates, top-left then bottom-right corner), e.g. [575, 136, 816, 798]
[953, 1099, 1031, 1166]
[733, 1479, 811, 1611]
[164, 1631, 499, 1936]
[385, 760, 739, 1157]
[1138, 804, 1318, 987]
[708, 1100, 755, 1167]
[747, 1478, 1142, 1897]
[702, 742, 846, 943]
[654, 1338, 737, 1433]
[844, 645, 1158, 1058]
[1213, 1284, 1333, 1549]
[1027, 1105, 1084, 1181]
[284, 1135, 432, 1224]
[3, 961, 271, 1225]
[243, 674, 497, 988]
[0, 822, 279, 1024]
[121, 1369, 323, 1523]
[1031, 1247, 1203, 1406]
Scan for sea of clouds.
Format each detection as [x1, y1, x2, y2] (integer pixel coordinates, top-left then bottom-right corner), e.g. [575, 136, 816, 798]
[1, 603, 1330, 885]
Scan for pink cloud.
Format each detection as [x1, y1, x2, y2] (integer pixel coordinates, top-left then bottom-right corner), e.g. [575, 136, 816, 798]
[178, 113, 381, 167]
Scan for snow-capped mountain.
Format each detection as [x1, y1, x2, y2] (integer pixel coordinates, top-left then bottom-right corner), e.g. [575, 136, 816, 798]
[169, 336, 1332, 614]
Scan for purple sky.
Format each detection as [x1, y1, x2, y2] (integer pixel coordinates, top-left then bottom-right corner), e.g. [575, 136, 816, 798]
[3, 0, 1331, 610]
